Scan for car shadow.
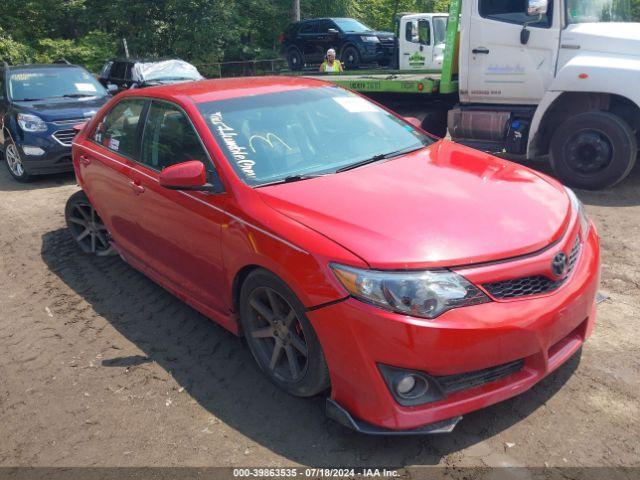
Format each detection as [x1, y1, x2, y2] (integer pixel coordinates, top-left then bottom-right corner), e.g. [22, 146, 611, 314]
[41, 227, 582, 467]
[0, 165, 76, 192]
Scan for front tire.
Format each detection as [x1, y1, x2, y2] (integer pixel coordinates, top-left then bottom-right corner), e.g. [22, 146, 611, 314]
[341, 45, 361, 70]
[65, 190, 115, 256]
[3, 139, 32, 182]
[550, 111, 637, 190]
[239, 269, 330, 397]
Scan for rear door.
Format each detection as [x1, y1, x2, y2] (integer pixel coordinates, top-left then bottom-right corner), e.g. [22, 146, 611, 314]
[299, 21, 320, 62]
[75, 97, 149, 259]
[126, 99, 228, 314]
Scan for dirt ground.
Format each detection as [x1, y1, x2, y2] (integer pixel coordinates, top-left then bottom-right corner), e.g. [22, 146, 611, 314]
[0, 159, 638, 471]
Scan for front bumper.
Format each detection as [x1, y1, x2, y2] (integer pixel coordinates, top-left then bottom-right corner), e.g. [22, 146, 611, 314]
[16, 131, 74, 175]
[308, 224, 600, 433]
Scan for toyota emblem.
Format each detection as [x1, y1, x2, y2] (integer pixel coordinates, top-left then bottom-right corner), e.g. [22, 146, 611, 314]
[551, 252, 569, 278]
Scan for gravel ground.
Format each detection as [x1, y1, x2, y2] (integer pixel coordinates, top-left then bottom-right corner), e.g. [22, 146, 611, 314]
[0, 160, 638, 470]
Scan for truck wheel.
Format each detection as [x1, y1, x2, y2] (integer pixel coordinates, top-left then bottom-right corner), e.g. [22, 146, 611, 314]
[550, 111, 637, 190]
[421, 108, 449, 138]
[341, 46, 361, 70]
[287, 48, 303, 71]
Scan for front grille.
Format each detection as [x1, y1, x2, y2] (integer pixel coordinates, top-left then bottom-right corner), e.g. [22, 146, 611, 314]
[483, 237, 582, 300]
[52, 129, 77, 146]
[437, 359, 525, 395]
[52, 117, 86, 126]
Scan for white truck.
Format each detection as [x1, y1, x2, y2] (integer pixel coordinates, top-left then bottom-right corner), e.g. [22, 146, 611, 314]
[395, 13, 449, 71]
[313, 0, 640, 190]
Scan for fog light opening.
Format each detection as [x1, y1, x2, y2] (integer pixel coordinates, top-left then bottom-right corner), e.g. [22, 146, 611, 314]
[395, 373, 428, 399]
[22, 146, 45, 156]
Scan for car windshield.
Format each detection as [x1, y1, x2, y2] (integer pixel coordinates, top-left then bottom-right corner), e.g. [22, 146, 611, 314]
[433, 17, 448, 44]
[9, 67, 107, 102]
[566, 0, 632, 23]
[198, 86, 434, 187]
[333, 18, 374, 33]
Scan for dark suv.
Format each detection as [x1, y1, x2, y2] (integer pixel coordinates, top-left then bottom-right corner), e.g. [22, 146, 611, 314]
[98, 58, 203, 93]
[0, 63, 110, 182]
[281, 18, 395, 70]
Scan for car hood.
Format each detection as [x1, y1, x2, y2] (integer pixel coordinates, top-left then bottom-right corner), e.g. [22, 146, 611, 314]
[257, 141, 571, 269]
[562, 23, 640, 58]
[15, 96, 109, 122]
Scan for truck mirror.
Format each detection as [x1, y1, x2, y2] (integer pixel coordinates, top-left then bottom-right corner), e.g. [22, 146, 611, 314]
[527, 0, 548, 16]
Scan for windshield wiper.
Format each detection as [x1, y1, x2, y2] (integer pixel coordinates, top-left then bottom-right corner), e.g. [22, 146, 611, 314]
[15, 97, 45, 102]
[256, 174, 329, 188]
[336, 145, 426, 173]
[61, 93, 96, 98]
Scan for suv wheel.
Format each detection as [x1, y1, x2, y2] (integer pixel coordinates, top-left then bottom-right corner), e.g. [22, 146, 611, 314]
[287, 48, 304, 71]
[3, 139, 32, 182]
[65, 191, 115, 256]
[341, 45, 361, 70]
[550, 111, 637, 190]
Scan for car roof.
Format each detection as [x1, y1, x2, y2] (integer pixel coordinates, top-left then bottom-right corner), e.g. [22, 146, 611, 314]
[106, 57, 184, 63]
[120, 76, 331, 104]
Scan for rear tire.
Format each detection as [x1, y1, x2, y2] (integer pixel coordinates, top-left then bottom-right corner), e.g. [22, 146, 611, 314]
[287, 48, 304, 71]
[550, 111, 637, 190]
[239, 269, 330, 397]
[65, 190, 115, 256]
[421, 108, 449, 138]
[3, 138, 33, 183]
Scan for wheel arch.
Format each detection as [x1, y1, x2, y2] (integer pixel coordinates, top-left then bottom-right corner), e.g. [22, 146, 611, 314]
[528, 91, 640, 158]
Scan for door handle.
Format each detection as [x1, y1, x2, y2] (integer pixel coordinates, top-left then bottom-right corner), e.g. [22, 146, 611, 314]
[79, 154, 92, 166]
[472, 47, 490, 54]
[128, 180, 145, 195]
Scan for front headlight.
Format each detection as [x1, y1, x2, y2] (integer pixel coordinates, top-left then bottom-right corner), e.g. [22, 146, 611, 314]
[361, 36, 380, 43]
[17, 113, 47, 133]
[564, 187, 590, 239]
[330, 264, 490, 319]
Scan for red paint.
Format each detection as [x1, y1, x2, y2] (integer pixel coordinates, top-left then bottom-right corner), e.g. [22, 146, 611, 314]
[159, 160, 207, 189]
[71, 77, 601, 432]
[579, 73, 589, 79]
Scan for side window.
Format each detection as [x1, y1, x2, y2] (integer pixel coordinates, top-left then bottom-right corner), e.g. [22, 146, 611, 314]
[92, 98, 146, 158]
[300, 22, 317, 34]
[140, 101, 208, 171]
[99, 61, 113, 78]
[110, 62, 127, 80]
[479, 0, 553, 27]
[405, 20, 430, 44]
[317, 20, 334, 33]
[0, 71, 5, 100]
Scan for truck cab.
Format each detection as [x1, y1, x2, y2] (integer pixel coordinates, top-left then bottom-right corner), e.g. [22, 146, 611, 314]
[395, 13, 449, 71]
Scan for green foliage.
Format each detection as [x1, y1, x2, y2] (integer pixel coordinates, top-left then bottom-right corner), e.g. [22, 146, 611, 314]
[0, 0, 639, 70]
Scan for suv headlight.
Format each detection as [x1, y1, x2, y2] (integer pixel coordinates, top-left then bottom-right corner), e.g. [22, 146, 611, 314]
[361, 36, 380, 43]
[565, 187, 590, 239]
[17, 113, 47, 133]
[331, 264, 490, 319]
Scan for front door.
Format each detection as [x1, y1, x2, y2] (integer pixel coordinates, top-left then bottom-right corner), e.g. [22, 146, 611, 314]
[126, 99, 228, 315]
[400, 17, 434, 70]
[463, 0, 560, 104]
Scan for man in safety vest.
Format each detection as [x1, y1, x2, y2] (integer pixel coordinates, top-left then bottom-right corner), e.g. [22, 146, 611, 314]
[319, 49, 344, 73]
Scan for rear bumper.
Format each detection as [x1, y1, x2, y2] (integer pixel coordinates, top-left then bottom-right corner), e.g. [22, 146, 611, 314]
[308, 225, 600, 433]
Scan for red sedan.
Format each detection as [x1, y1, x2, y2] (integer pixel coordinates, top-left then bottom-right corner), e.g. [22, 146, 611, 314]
[67, 77, 600, 434]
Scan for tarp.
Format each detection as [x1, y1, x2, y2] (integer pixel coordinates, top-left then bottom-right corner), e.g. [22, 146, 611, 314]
[131, 60, 203, 84]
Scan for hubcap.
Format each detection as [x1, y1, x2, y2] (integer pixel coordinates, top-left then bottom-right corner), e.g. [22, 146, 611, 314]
[247, 287, 308, 383]
[566, 130, 613, 175]
[67, 202, 111, 255]
[5, 144, 24, 177]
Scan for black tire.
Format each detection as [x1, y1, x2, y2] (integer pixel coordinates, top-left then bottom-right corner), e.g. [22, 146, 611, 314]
[421, 108, 449, 138]
[65, 190, 115, 256]
[3, 137, 33, 182]
[239, 269, 330, 397]
[287, 47, 304, 71]
[341, 45, 361, 70]
[550, 111, 637, 190]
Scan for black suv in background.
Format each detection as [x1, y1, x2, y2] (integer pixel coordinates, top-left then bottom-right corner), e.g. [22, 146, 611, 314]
[0, 63, 109, 182]
[281, 17, 396, 70]
[98, 58, 203, 92]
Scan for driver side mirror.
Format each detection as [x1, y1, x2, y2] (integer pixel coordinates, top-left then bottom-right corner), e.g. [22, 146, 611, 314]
[527, 0, 549, 16]
[159, 160, 224, 193]
[106, 84, 119, 94]
[328, 28, 339, 35]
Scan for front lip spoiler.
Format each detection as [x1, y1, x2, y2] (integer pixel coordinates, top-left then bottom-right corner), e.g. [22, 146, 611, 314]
[326, 398, 462, 435]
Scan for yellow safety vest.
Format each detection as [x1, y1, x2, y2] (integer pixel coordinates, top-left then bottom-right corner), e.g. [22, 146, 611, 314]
[320, 60, 343, 73]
